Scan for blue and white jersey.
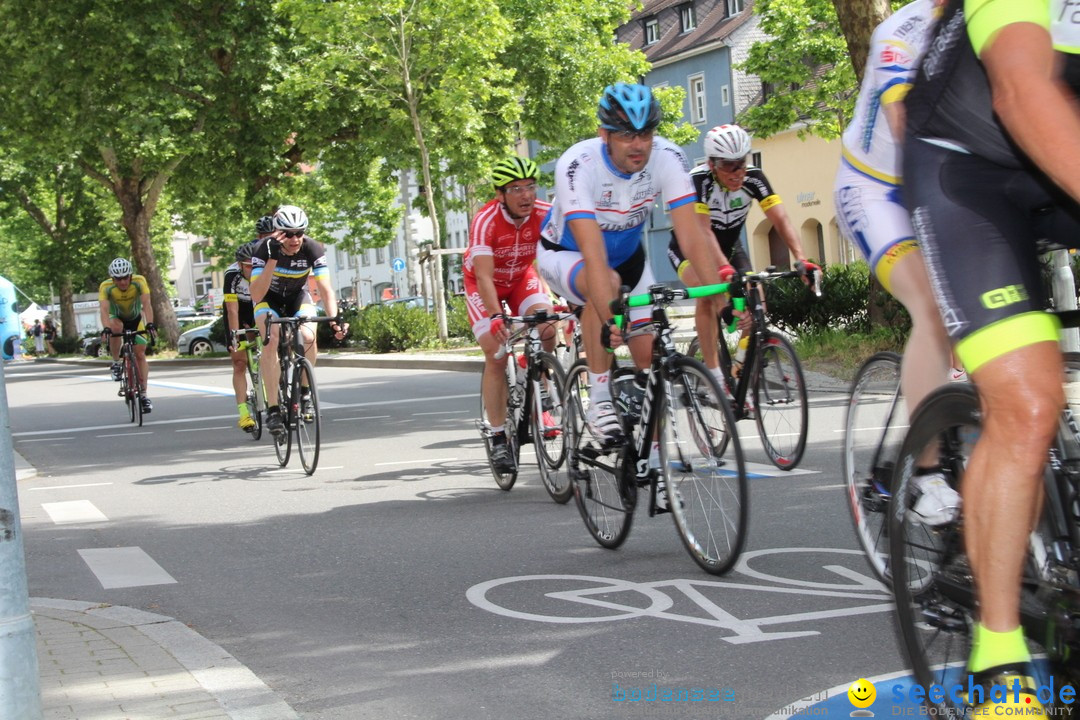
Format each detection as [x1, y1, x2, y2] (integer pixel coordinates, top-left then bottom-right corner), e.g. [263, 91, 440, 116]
[540, 136, 697, 267]
[840, 0, 937, 184]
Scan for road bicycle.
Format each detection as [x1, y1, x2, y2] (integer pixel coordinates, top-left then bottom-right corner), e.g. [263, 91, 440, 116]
[264, 315, 338, 476]
[842, 351, 905, 584]
[231, 329, 267, 441]
[687, 267, 818, 469]
[887, 338, 1080, 714]
[565, 282, 748, 575]
[478, 308, 574, 502]
[107, 327, 152, 427]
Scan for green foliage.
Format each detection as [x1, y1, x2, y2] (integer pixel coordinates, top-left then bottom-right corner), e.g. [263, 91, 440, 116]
[654, 86, 700, 148]
[446, 295, 471, 339]
[764, 260, 910, 338]
[738, 0, 857, 139]
[51, 335, 82, 355]
[354, 304, 437, 353]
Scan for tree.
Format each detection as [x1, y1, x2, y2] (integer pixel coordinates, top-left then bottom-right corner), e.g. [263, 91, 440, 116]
[0, 0, 284, 345]
[738, 0, 858, 140]
[832, 0, 892, 81]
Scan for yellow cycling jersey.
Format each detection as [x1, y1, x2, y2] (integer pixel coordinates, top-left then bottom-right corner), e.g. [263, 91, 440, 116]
[99, 275, 150, 319]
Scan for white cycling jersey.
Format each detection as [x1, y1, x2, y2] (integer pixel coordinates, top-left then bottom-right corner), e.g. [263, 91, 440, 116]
[840, 0, 937, 184]
[540, 136, 697, 267]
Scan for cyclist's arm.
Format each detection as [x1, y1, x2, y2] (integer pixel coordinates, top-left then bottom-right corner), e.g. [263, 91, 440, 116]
[672, 204, 724, 284]
[140, 290, 153, 325]
[314, 275, 338, 320]
[471, 254, 504, 322]
[249, 262, 274, 305]
[762, 203, 808, 264]
[224, 299, 240, 335]
[979, 22, 1080, 202]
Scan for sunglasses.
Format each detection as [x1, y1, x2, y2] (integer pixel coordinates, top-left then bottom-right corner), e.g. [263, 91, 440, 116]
[282, 230, 305, 238]
[610, 129, 654, 142]
[716, 158, 747, 172]
[503, 183, 538, 196]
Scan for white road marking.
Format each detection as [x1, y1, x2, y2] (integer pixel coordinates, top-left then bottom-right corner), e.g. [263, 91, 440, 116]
[374, 457, 459, 466]
[20, 437, 74, 442]
[77, 547, 178, 589]
[176, 426, 231, 432]
[332, 415, 390, 422]
[96, 431, 153, 438]
[27, 483, 113, 492]
[412, 410, 468, 416]
[41, 500, 108, 524]
[13, 393, 479, 437]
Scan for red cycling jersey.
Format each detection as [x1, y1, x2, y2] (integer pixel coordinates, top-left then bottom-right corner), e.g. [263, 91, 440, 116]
[463, 198, 551, 289]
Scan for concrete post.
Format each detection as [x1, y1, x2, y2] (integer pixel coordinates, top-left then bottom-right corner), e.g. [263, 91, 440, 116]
[0, 362, 41, 719]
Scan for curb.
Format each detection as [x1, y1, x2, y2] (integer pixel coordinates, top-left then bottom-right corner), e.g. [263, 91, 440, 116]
[32, 598, 300, 720]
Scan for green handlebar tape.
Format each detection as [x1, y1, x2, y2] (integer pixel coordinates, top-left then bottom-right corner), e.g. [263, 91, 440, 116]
[727, 297, 745, 333]
[685, 282, 732, 299]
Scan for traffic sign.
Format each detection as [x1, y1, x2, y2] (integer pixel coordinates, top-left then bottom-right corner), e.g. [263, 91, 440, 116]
[392, 257, 406, 273]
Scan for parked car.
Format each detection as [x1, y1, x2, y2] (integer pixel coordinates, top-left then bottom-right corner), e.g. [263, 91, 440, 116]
[178, 319, 228, 356]
[82, 333, 108, 358]
[381, 296, 434, 311]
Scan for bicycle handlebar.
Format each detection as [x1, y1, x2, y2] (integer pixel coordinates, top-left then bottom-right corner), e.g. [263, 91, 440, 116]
[611, 283, 744, 335]
[492, 309, 576, 360]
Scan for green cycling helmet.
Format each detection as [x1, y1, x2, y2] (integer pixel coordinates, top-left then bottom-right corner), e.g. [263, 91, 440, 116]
[492, 156, 539, 189]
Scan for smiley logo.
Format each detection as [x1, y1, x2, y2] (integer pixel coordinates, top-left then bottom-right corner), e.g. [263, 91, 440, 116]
[848, 678, 876, 708]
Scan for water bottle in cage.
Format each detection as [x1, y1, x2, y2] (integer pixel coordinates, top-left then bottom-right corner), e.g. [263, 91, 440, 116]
[509, 352, 527, 409]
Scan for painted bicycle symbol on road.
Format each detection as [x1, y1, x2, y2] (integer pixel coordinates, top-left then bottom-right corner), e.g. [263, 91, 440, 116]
[466, 548, 892, 646]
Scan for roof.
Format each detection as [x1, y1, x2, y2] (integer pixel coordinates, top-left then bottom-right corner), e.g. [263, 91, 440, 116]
[623, 0, 756, 65]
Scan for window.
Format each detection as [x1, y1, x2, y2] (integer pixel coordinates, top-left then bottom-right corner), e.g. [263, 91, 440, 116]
[680, 4, 696, 32]
[194, 276, 213, 297]
[191, 245, 208, 265]
[816, 223, 826, 264]
[688, 73, 706, 124]
[751, 151, 763, 169]
[727, 0, 744, 16]
[376, 245, 385, 264]
[644, 17, 660, 45]
[362, 250, 370, 267]
[721, 85, 731, 106]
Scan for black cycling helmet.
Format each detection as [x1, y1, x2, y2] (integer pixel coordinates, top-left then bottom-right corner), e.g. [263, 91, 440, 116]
[255, 215, 274, 234]
[597, 82, 661, 133]
[235, 240, 260, 263]
[491, 156, 539, 189]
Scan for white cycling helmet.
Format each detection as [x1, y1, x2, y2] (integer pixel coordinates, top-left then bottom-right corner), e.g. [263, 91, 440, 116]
[273, 205, 309, 232]
[705, 124, 752, 161]
[108, 258, 133, 278]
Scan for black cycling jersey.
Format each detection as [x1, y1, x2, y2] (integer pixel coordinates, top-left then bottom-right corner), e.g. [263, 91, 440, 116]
[668, 166, 779, 260]
[251, 236, 328, 301]
[223, 264, 255, 328]
[906, 0, 1080, 169]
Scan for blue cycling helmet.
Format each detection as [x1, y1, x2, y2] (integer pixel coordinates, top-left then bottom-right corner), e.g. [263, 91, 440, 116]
[597, 83, 661, 133]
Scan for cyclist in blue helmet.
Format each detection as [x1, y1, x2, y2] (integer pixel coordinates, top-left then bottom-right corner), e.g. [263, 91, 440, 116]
[536, 83, 732, 507]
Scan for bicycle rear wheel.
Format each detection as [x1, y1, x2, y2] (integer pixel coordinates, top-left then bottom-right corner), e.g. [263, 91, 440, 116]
[843, 351, 903, 585]
[661, 357, 747, 575]
[480, 356, 520, 490]
[274, 366, 292, 467]
[566, 362, 635, 549]
[294, 358, 321, 475]
[531, 352, 571, 504]
[753, 331, 808, 469]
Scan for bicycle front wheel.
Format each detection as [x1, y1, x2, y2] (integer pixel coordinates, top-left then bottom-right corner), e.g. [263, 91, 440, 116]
[566, 361, 635, 549]
[294, 358, 321, 475]
[753, 332, 808, 469]
[531, 352, 571, 504]
[660, 357, 748, 575]
[889, 384, 977, 713]
[843, 351, 903, 585]
[274, 366, 292, 467]
[479, 356, 520, 490]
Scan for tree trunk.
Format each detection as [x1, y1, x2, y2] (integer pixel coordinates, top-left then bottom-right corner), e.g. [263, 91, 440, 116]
[113, 177, 179, 346]
[58, 278, 76, 341]
[831, 0, 891, 82]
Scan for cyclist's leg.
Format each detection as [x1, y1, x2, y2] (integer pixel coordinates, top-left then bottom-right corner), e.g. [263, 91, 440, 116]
[127, 317, 149, 389]
[468, 278, 510, 430]
[257, 303, 282, 407]
[616, 251, 654, 371]
[907, 140, 1070, 672]
[294, 292, 318, 372]
[511, 267, 557, 353]
[105, 314, 124, 361]
[668, 238, 720, 373]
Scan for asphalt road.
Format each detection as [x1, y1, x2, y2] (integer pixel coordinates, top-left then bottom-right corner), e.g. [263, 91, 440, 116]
[7, 359, 909, 719]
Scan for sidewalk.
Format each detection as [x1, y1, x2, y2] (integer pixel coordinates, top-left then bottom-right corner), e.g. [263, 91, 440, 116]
[13, 452, 298, 720]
